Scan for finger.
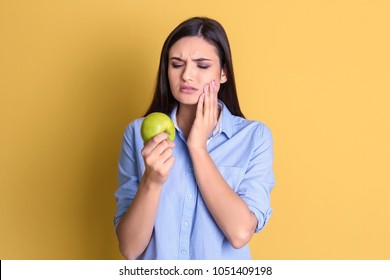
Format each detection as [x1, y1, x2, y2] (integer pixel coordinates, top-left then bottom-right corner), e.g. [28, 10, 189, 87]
[159, 147, 174, 164]
[152, 132, 169, 144]
[155, 140, 175, 160]
[143, 139, 172, 169]
[142, 132, 168, 156]
[153, 140, 171, 158]
[196, 92, 205, 118]
[203, 83, 210, 117]
[208, 81, 215, 120]
[205, 81, 213, 122]
[153, 147, 174, 174]
[210, 80, 218, 120]
[161, 156, 175, 174]
[211, 80, 218, 101]
[167, 140, 175, 149]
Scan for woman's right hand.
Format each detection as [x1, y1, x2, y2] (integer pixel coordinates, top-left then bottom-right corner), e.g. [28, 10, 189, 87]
[117, 132, 175, 259]
[141, 132, 175, 186]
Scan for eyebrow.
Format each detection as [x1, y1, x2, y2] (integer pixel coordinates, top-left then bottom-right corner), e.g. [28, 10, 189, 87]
[170, 56, 212, 62]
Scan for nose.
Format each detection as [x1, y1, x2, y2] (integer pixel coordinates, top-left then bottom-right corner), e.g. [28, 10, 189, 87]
[181, 65, 193, 81]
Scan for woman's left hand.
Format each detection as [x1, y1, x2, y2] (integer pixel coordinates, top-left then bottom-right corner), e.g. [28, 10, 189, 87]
[187, 80, 219, 151]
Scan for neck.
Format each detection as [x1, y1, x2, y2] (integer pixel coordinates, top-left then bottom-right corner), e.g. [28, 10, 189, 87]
[176, 103, 197, 140]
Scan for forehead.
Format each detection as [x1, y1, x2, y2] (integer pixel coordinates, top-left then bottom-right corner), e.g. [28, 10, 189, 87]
[169, 36, 219, 59]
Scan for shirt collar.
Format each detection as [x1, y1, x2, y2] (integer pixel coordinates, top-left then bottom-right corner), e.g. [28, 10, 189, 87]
[170, 100, 234, 143]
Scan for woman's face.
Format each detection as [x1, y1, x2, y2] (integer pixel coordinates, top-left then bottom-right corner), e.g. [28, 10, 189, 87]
[168, 36, 227, 106]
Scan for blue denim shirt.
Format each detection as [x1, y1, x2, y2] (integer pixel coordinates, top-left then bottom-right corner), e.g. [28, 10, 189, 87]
[114, 101, 275, 259]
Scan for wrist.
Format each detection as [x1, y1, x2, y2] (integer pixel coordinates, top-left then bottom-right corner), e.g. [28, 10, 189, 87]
[188, 144, 209, 159]
[140, 173, 165, 191]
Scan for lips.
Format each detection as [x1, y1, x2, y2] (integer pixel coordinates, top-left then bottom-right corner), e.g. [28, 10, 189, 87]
[180, 85, 198, 94]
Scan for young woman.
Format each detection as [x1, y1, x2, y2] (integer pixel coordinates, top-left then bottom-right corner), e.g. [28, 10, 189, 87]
[114, 17, 275, 260]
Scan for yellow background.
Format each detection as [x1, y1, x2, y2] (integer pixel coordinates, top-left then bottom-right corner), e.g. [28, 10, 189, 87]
[1, 0, 389, 259]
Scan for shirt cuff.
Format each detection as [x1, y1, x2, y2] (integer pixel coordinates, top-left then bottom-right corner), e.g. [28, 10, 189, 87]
[250, 207, 273, 233]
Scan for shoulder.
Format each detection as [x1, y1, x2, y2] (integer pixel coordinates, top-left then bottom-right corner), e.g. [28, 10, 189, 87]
[229, 114, 273, 141]
[125, 118, 143, 132]
[122, 117, 144, 143]
[221, 102, 272, 141]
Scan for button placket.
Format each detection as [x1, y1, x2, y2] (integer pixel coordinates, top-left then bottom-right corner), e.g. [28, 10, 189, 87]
[178, 162, 197, 259]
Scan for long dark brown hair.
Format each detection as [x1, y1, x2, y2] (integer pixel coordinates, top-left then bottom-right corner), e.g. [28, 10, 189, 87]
[144, 17, 245, 118]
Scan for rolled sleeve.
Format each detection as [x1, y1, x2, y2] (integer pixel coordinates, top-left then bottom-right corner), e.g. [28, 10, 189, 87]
[114, 122, 142, 231]
[237, 124, 275, 232]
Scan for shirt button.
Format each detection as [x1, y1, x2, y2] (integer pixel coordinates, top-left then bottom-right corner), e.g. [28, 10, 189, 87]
[181, 249, 186, 255]
[184, 221, 189, 227]
[187, 194, 192, 200]
[188, 167, 194, 172]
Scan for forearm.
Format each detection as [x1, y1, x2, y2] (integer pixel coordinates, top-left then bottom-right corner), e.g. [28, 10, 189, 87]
[189, 148, 257, 248]
[116, 177, 162, 259]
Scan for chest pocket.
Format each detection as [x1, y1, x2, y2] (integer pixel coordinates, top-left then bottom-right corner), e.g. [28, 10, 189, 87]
[218, 166, 245, 192]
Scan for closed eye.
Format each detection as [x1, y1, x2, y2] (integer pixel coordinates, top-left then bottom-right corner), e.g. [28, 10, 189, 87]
[171, 63, 184, 68]
[170, 57, 212, 70]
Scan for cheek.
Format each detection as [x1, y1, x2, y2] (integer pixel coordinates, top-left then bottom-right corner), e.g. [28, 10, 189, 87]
[199, 71, 214, 83]
[213, 69, 224, 83]
[167, 69, 174, 82]
[204, 71, 224, 87]
[214, 83, 222, 94]
[168, 70, 179, 87]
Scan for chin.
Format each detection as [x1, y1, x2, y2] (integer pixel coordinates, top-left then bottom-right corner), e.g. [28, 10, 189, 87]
[174, 93, 200, 106]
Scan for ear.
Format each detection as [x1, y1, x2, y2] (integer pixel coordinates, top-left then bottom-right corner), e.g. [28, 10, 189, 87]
[220, 66, 228, 84]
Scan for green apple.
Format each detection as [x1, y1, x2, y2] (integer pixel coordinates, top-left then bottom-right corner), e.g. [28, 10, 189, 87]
[140, 112, 176, 142]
